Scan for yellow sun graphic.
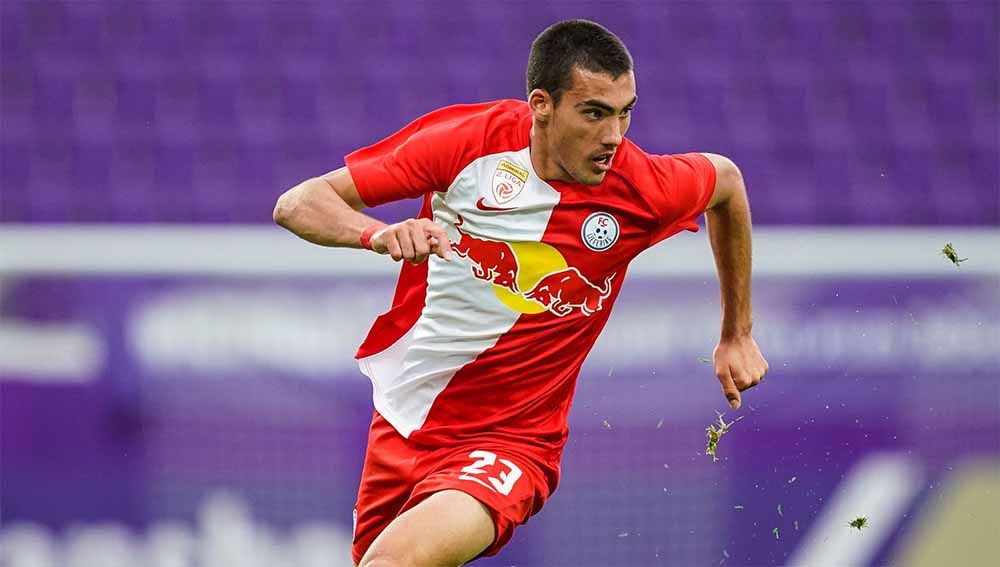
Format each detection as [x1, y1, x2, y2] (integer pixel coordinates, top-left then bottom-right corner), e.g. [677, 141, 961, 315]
[492, 241, 568, 314]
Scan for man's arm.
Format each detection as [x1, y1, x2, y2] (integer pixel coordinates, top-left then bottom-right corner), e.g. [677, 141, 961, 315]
[700, 153, 769, 409]
[273, 167, 451, 263]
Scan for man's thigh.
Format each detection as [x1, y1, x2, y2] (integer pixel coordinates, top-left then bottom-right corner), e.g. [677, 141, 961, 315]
[352, 413, 558, 564]
[358, 489, 494, 567]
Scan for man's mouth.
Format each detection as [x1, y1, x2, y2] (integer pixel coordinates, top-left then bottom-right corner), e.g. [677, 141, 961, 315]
[591, 152, 614, 172]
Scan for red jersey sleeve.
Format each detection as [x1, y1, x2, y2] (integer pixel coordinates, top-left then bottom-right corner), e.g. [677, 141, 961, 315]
[643, 152, 717, 245]
[344, 103, 495, 207]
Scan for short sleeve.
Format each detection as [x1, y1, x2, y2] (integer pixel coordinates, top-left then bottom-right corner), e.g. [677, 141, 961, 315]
[344, 105, 487, 207]
[645, 152, 717, 245]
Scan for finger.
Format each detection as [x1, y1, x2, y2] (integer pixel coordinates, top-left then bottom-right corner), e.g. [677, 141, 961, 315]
[424, 236, 443, 264]
[424, 222, 451, 257]
[384, 233, 403, 262]
[732, 367, 758, 392]
[425, 223, 452, 261]
[410, 223, 431, 261]
[411, 249, 430, 265]
[716, 369, 741, 410]
[437, 237, 453, 261]
[430, 238, 452, 262]
[396, 227, 416, 263]
[410, 249, 430, 265]
[757, 353, 769, 379]
[411, 251, 430, 265]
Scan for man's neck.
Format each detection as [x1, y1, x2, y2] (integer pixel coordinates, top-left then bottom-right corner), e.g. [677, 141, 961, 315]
[528, 123, 571, 183]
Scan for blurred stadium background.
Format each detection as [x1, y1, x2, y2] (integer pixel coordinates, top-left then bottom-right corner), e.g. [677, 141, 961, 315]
[1, 1, 997, 566]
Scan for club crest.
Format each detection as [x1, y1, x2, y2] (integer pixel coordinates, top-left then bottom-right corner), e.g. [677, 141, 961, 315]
[581, 212, 619, 252]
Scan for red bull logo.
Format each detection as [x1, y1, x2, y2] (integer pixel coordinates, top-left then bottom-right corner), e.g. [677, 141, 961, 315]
[523, 268, 615, 317]
[453, 216, 615, 317]
[453, 216, 521, 293]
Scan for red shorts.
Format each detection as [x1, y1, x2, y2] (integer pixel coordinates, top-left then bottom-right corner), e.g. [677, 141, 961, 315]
[352, 411, 559, 563]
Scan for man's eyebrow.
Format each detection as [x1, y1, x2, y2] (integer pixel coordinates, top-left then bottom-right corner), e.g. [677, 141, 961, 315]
[576, 96, 638, 113]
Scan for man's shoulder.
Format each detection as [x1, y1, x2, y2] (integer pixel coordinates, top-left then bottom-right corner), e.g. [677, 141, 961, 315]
[443, 99, 529, 119]
[615, 138, 705, 180]
[411, 99, 530, 157]
[613, 137, 663, 181]
[616, 137, 662, 164]
[416, 99, 529, 131]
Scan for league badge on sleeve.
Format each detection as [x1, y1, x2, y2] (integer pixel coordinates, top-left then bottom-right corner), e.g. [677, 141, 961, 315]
[581, 212, 619, 252]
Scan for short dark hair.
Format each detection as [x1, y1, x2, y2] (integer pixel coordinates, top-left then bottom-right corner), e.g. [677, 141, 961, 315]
[526, 19, 633, 104]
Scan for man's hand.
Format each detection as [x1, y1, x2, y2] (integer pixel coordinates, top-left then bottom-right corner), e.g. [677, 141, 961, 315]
[371, 219, 453, 264]
[713, 335, 768, 410]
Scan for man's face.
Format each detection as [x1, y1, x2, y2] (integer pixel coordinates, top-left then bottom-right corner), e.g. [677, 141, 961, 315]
[547, 67, 636, 186]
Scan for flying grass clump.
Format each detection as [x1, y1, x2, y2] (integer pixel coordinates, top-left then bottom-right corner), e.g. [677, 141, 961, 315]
[849, 516, 868, 530]
[705, 412, 743, 462]
[941, 243, 967, 267]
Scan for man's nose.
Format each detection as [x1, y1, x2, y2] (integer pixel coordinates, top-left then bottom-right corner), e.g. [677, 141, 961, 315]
[602, 118, 623, 147]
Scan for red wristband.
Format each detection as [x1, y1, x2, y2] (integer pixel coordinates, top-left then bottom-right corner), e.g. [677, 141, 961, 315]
[360, 224, 384, 250]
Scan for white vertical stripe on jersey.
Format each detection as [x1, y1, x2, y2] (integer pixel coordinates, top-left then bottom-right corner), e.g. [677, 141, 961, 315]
[356, 148, 560, 437]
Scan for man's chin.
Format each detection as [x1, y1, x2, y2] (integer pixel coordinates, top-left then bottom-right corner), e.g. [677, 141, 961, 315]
[561, 163, 607, 186]
[578, 171, 607, 186]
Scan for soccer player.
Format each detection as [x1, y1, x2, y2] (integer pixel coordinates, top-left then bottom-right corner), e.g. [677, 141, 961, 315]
[274, 19, 768, 567]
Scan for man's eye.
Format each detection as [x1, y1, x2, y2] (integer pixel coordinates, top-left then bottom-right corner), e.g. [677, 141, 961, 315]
[622, 107, 634, 116]
[585, 110, 603, 119]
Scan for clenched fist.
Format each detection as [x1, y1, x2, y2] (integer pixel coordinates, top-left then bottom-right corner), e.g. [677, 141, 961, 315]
[713, 335, 768, 410]
[370, 218, 453, 264]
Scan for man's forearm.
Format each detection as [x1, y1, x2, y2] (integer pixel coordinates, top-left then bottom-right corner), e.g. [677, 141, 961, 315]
[273, 176, 383, 247]
[706, 186, 753, 339]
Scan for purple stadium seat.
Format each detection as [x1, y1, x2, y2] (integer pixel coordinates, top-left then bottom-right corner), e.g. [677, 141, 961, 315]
[0, 0, 995, 225]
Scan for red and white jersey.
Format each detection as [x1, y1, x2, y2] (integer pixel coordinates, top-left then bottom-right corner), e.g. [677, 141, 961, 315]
[345, 100, 715, 453]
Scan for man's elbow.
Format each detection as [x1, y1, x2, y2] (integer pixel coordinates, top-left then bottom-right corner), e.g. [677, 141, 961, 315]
[272, 187, 299, 227]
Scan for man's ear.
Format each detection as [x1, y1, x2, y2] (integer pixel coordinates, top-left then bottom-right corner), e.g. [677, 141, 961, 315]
[528, 88, 553, 124]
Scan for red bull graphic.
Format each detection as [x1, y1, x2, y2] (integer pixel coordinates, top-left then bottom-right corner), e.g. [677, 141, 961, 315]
[452, 216, 616, 317]
[453, 216, 521, 293]
[523, 268, 616, 317]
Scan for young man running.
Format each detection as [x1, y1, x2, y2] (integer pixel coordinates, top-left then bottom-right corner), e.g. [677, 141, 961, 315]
[274, 19, 768, 567]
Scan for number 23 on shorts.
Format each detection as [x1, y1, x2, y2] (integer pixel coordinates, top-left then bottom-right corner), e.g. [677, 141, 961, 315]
[458, 450, 523, 496]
